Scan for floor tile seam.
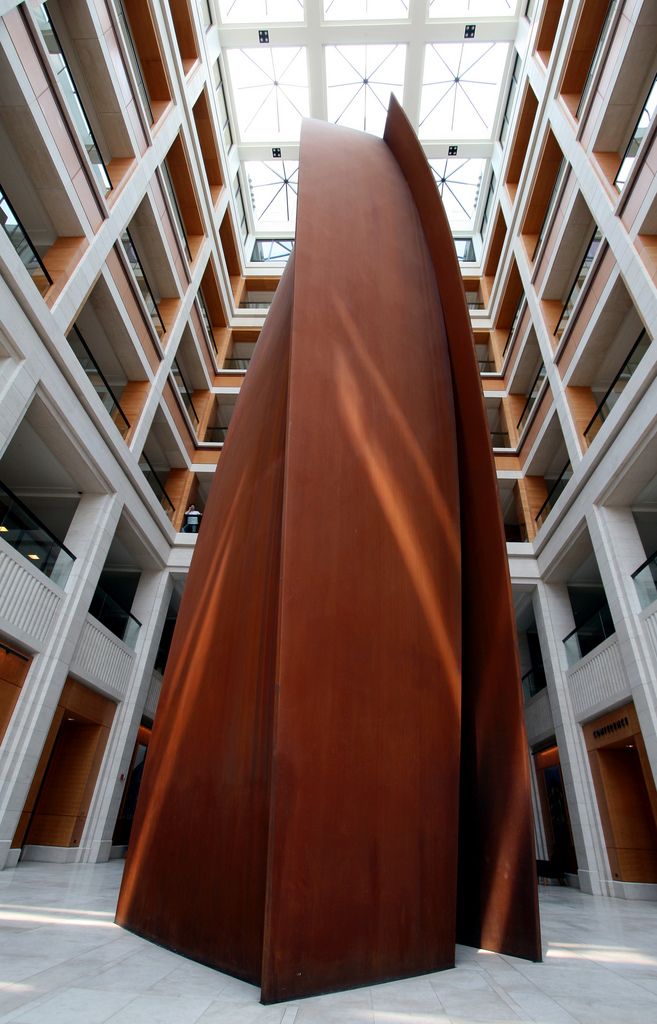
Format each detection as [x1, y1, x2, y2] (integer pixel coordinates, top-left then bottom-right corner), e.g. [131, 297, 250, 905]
[101, 988, 218, 1024]
[485, 974, 553, 1023]
[0, 989, 62, 1024]
[586, 960, 657, 999]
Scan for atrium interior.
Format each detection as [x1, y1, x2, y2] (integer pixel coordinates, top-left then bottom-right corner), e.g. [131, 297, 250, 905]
[1, 0, 657, 1020]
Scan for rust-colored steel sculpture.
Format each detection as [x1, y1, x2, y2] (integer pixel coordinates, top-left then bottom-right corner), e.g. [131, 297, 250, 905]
[116, 98, 541, 1002]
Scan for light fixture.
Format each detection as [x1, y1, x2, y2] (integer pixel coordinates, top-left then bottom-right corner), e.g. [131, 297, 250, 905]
[28, 553, 40, 561]
[0, 525, 8, 532]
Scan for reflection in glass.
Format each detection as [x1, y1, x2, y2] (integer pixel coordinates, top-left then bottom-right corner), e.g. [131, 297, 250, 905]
[615, 73, 657, 191]
[34, 3, 111, 194]
[0, 185, 52, 295]
[0, 481, 75, 587]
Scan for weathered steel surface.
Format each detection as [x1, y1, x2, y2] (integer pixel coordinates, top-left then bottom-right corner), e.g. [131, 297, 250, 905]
[116, 99, 540, 1003]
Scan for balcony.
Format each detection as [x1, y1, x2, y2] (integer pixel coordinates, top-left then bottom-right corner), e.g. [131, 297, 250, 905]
[204, 425, 228, 443]
[516, 363, 547, 434]
[632, 549, 657, 611]
[584, 329, 650, 444]
[223, 357, 250, 370]
[33, 3, 111, 195]
[139, 453, 175, 517]
[120, 229, 166, 338]
[615, 72, 657, 192]
[522, 665, 547, 701]
[563, 603, 615, 667]
[0, 185, 52, 296]
[535, 461, 572, 530]
[115, 0, 171, 123]
[171, 359, 200, 430]
[88, 585, 141, 649]
[554, 228, 602, 341]
[67, 326, 130, 438]
[502, 296, 525, 360]
[0, 481, 74, 587]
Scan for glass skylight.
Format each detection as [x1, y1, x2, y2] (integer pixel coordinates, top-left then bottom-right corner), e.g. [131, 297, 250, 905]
[218, 0, 305, 23]
[326, 44, 406, 136]
[429, 0, 518, 15]
[219, 1, 525, 252]
[226, 47, 309, 141]
[251, 239, 295, 264]
[245, 160, 299, 228]
[419, 42, 508, 140]
[324, 0, 409, 20]
[429, 158, 485, 230]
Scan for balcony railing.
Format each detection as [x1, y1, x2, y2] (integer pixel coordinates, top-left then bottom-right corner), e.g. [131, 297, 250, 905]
[502, 297, 525, 359]
[0, 480, 74, 587]
[521, 665, 547, 701]
[584, 329, 650, 444]
[516, 363, 546, 433]
[576, 0, 618, 119]
[554, 228, 602, 341]
[478, 358, 496, 372]
[89, 585, 141, 649]
[535, 462, 572, 529]
[34, 3, 111, 195]
[120, 229, 166, 338]
[239, 299, 273, 309]
[615, 72, 657, 192]
[563, 603, 615, 667]
[467, 300, 484, 311]
[204, 425, 228, 443]
[172, 359, 199, 427]
[139, 454, 175, 515]
[212, 59, 233, 150]
[199, 0, 213, 30]
[491, 430, 511, 448]
[223, 357, 250, 370]
[161, 162, 191, 260]
[505, 522, 528, 543]
[115, 0, 153, 123]
[632, 550, 657, 610]
[0, 185, 52, 295]
[532, 158, 566, 261]
[67, 326, 130, 438]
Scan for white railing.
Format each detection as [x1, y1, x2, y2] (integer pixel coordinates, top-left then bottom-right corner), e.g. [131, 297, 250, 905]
[567, 635, 630, 719]
[70, 615, 135, 702]
[143, 670, 163, 720]
[0, 541, 62, 647]
[640, 600, 657, 664]
[524, 687, 553, 745]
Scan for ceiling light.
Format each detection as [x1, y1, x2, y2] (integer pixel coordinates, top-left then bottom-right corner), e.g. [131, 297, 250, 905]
[28, 553, 40, 560]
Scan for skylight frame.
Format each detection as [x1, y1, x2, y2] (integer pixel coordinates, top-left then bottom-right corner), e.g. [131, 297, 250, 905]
[216, 0, 524, 257]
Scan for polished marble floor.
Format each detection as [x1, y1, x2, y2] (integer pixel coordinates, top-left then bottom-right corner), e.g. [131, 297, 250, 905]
[0, 862, 656, 1023]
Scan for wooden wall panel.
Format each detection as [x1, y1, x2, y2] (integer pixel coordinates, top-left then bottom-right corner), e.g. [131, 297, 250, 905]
[0, 642, 31, 745]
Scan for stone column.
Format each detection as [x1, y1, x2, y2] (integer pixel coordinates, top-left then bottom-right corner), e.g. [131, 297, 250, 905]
[0, 492, 121, 869]
[80, 569, 174, 863]
[586, 504, 657, 783]
[533, 581, 612, 894]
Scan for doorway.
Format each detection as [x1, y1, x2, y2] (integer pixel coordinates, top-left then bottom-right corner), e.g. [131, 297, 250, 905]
[585, 703, 657, 883]
[12, 677, 115, 857]
[534, 743, 578, 875]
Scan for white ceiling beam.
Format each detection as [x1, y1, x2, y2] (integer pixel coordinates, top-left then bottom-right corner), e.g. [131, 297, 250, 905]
[237, 140, 495, 160]
[217, 20, 519, 49]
